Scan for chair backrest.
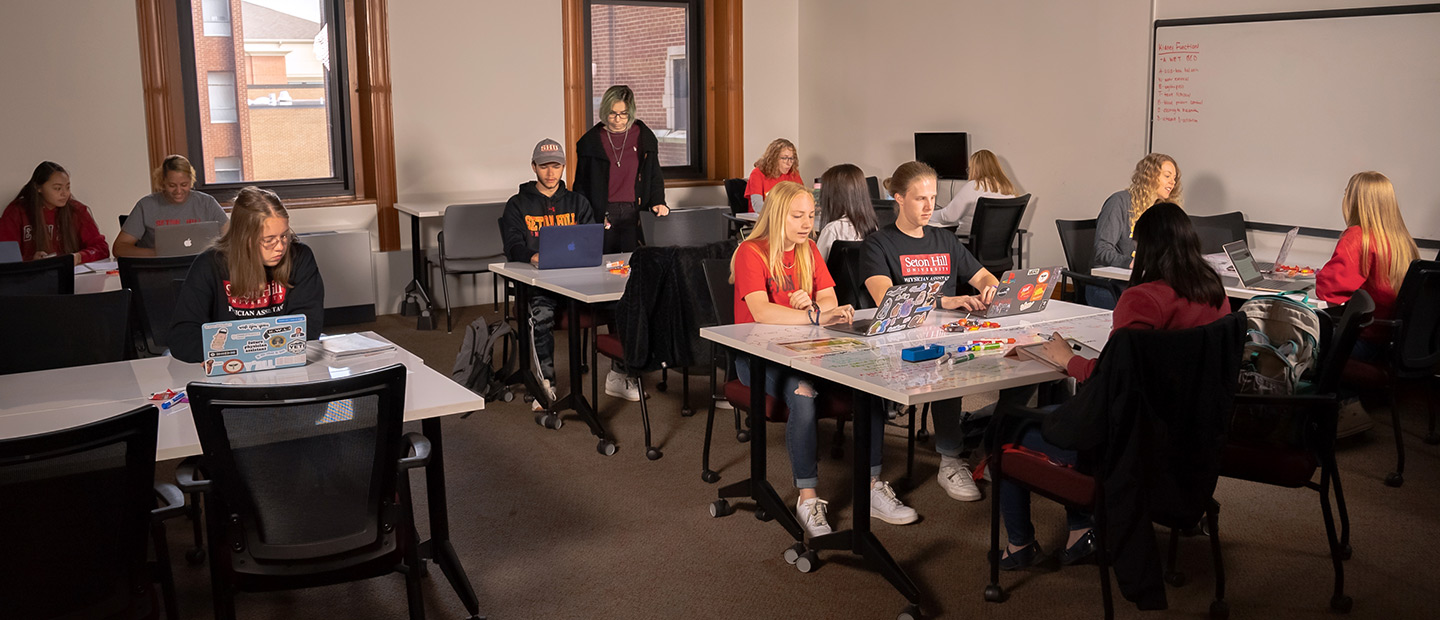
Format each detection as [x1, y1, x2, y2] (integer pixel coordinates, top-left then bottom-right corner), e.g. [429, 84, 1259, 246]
[826, 240, 875, 310]
[1390, 259, 1440, 375]
[872, 200, 898, 228]
[1056, 218, 1099, 274]
[187, 364, 408, 564]
[0, 405, 159, 619]
[118, 254, 198, 356]
[442, 202, 507, 260]
[118, 214, 127, 228]
[640, 208, 731, 247]
[865, 176, 881, 200]
[0, 290, 132, 375]
[1188, 211, 1247, 255]
[702, 258, 734, 326]
[723, 178, 748, 215]
[1315, 290, 1375, 392]
[969, 194, 1031, 272]
[0, 253, 75, 295]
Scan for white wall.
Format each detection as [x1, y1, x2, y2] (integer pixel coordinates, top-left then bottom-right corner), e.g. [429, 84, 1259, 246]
[743, 0, 801, 170]
[1154, 0, 1437, 20]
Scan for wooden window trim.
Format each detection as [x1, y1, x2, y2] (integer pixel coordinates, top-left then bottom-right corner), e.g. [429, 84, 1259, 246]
[561, 0, 743, 186]
[135, 0, 401, 251]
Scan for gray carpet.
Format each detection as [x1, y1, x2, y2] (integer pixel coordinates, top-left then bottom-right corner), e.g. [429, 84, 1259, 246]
[157, 305, 1440, 619]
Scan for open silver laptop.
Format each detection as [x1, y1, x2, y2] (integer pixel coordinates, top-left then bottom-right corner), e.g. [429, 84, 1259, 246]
[1223, 240, 1311, 293]
[154, 221, 222, 256]
[1254, 226, 1299, 272]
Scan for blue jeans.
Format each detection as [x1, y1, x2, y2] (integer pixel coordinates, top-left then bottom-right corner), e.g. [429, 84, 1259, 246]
[1084, 285, 1119, 310]
[735, 355, 883, 489]
[935, 385, 1037, 459]
[1350, 338, 1388, 364]
[529, 293, 558, 382]
[999, 419, 1093, 547]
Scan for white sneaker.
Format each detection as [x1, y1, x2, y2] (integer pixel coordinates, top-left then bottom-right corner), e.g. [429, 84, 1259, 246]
[796, 497, 832, 538]
[938, 462, 983, 501]
[605, 370, 641, 402]
[715, 398, 734, 410]
[869, 480, 919, 525]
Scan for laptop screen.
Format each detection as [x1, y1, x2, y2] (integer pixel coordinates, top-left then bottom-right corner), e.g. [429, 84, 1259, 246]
[1223, 241, 1264, 285]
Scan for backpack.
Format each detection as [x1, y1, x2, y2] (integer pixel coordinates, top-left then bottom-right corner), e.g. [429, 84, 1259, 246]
[452, 315, 517, 403]
[1236, 294, 1322, 395]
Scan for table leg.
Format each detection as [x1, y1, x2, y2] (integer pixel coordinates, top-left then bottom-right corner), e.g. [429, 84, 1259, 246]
[418, 418, 484, 619]
[542, 297, 615, 454]
[712, 354, 805, 542]
[402, 212, 435, 330]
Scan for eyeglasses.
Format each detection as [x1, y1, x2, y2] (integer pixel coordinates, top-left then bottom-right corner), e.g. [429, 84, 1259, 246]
[606, 111, 630, 119]
[779, 156, 797, 162]
[260, 230, 295, 250]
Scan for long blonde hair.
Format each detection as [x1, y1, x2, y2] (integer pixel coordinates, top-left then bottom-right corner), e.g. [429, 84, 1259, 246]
[754, 138, 799, 179]
[1343, 171, 1418, 290]
[213, 186, 293, 299]
[969, 149, 1015, 195]
[1128, 153, 1182, 227]
[730, 181, 815, 292]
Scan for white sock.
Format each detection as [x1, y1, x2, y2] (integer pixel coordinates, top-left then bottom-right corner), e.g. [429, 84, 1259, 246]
[940, 455, 963, 470]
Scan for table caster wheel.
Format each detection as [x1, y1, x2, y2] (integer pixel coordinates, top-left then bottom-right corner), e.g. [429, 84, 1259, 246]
[736, 430, 750, 443]
[795, 550, 820, 573]
[984, 584, 1007, 603]
[916, 429, 930, 442]
[783, 542, 806, 564]
[701, 469, 720, 483]
[500, 390, 514, 402]
[646, 447, 663, 461]
[1165, 570, 1187, 587]
[709, 499, 733, 518]
[185, 548, 206, 565]
[755, 507, 773, 522]
[681, 407, 694, 417]
[1331, 594, 1352, 613]
[1385, 472, 1404, 487]
[1210, 600, 1230, 619]
[549, 414, 564, 430]
[533, 412, 547, 427]
[1339, 544, 1352, 561]
[657, 381, 668, 393]
[597, 439, 617, 456]
[897, 603, 922, 620]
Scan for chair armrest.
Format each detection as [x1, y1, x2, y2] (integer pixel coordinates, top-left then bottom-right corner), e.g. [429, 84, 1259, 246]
[1369, 317, 1398, 328]
[175, 459, 210, 494]
[152, 481, 187, 521]
[398, 432, 432, 471]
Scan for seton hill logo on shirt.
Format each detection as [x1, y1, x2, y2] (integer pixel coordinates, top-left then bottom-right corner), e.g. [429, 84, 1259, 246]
[900, 253, 950, 277]
[223, 280, 288, 315]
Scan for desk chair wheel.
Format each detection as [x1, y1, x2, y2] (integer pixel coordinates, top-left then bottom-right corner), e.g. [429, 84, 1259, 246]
[185, 548, 206, 565]
[794, 549, 820, 573]
[898, 603, 922, 620]
[1210, 600, 1230, 619]
[499, 390, 514, 403]
[1331, 594, 1353, 613]
[736, 429, 751, 443]
[656, 380, 668, 393]
[701, 469, 720, 484]
[646, 447, 663, 461]
[597, 439, 618, 456]
[1340, 544, 1353, 561]
[916, 429, 930, 442]
[681, 406, 694, 417]
[534, 413, 563, 430]
[709, 499, 733, 518]
[1385, 472, 1404, 488]
[754, 507, 773, 522]
[783, 542, 806, 564]
[983, 584, 1007, 603]
[1165, 570, 1188, 587]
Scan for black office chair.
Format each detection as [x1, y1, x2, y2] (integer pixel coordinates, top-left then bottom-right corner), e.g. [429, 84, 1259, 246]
[118, 214, 128, 228]
[0, 253, 74, 295]
[179, 364, 431, 620]
[0, 404, 186, 620]
[1189, 211, 1247, 255]
[640, 208, 732, 247]
[865, 176, 881, 200]
[968, 194, 1031, 276]
[119, 254, 198, 357]
[0, 290, 132, 375]
[1055, 218, 1123, 306]
[723, 178, 749, 237]
[872, 200, 898, 228]
[826, 240, 875, 310]
[428, 202, 507, 332]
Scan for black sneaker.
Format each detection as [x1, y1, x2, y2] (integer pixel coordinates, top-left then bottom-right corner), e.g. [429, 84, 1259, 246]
[1061, 530, 1098, 566]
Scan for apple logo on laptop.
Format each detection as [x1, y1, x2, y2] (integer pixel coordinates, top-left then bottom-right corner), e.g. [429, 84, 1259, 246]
[567, 242, 576, 251]
[183, 238, 193, 248]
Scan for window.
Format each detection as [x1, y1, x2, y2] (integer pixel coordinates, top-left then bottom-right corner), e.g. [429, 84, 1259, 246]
[585, 0, 704, 177]
[177, 0, 354, 199]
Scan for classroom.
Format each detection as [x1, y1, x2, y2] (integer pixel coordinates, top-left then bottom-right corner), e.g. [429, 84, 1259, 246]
[2, 0, 1438, 618]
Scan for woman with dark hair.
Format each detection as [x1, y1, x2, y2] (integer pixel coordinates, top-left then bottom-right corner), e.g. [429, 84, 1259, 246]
[814, 163, 879, 261]
[1002, 202, 1228, 571]
[168, 186, 324, 363]
[0, 161, 108, 264]
[573, 85, 669, 253]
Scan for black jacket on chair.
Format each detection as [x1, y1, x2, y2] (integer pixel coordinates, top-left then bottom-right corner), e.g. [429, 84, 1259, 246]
[1042, 312, 1244, 610]
[573, 120, 667, 222]
[616, 240, 737, 372]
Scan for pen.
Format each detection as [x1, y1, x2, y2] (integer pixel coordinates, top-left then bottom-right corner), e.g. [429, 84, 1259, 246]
[957, 343, 1004, 352]
[967, 338, 1015, 345]
[1036, 333, 1084, 351]
[160, 390, 187, 410]
[949, 352, 976, 365]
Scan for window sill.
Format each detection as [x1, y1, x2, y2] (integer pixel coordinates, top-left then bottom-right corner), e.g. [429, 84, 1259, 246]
[219, 195, 375, 209]
[665, 178, 726, 189]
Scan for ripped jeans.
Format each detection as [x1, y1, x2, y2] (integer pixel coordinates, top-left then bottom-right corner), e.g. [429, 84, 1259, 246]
[735, 355, 883, 489]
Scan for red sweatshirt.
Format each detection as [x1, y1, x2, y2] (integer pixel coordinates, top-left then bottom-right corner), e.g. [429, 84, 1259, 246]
[1066, 280, 1230, 382]
[1316, 225, 1402, 342]
[0, 198, 109, 263]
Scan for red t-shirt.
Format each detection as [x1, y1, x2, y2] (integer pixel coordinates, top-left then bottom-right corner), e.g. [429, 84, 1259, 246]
[0, 198, 109, 263]
[1066, 280, 1230, 382]
[732, 239, 835, 324]
[743, 168, 804, 210]
[1316, 225, 1403, 342]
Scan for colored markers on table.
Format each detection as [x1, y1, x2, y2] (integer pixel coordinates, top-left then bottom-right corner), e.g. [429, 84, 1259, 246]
[954, 338, 1015, 353]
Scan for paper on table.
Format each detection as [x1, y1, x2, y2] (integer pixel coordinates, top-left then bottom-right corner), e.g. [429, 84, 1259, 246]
[73, 264, 92, 274]
[1203, 252, 1235, 273]
[86, 260, 119, 271]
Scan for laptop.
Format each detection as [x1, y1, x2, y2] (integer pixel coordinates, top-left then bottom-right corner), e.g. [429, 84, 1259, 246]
[825, 281, 942, 336]
[985, 266, 1062, 318]
[199, 314, 308, 376]
[1223, 240, 1310, 293]
[1255, 226, 1299, 272]
[0, 241, 20, 263]
[154, 221, 222, 257]
[537, 223, 605, 269]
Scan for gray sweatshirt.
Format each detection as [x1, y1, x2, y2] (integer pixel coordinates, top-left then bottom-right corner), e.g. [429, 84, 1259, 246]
[1094, 190, 1135, 268]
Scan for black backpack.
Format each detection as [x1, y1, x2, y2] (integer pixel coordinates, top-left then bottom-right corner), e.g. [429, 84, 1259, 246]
[452, 315, 517, 403]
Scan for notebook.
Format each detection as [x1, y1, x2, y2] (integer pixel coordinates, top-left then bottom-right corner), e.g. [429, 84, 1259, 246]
[199, 314, 308, 376]
[154, 221, 222, 257]
[1223, 240, 1310, 293]
[984, 266, 1063, 318]
[825, 281, 942, 336]
[537, 223, 605, 269]
[0, 241, 21, 263]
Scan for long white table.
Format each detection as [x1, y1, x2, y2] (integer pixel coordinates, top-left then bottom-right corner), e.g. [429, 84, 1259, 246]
[394, 197, 509, 330]
[699, 302, 1112, 617]
[1092, 248, 1332, 306]
[0, 333, 488, 618]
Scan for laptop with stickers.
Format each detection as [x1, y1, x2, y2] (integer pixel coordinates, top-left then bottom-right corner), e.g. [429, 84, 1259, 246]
[199, 314, 308, 376]
[825, 281, 943, 337]
[984, 266, 1062, 318]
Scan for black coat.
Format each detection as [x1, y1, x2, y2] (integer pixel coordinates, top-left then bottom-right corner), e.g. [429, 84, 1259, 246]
[573, 120, 667, 222]
[1042, 313, 1244, 610]
[615, 240, 737, 372]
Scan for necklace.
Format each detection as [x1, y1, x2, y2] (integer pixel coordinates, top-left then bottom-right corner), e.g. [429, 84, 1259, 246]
[605, 127, 629, 167]
[781, 249, 795, 270]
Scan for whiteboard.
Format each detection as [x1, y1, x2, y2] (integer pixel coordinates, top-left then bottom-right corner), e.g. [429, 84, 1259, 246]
[1149, 10, 1440, 241]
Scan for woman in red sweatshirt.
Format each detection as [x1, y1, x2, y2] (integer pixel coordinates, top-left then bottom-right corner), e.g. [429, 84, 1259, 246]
[1316, 171, 1419, 360]
[0, 161, 108, 265]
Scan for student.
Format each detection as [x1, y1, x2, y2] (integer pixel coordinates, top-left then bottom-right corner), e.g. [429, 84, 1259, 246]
[815, 163, 879, 262]
[573, 85, 669, 253]
[931, 149, 1017, 236]
[113, 154, 228, 257]
[1016, 203, 1229, 570]
[500, 139, 596, 408]
[1316, 171, 1420, 360]
[744, 138, 803, 212]
[169, 186, 324, 363]
[861, 161, 999, 503]
[0, 161, 108, 265]
[732, 181, 918, 535]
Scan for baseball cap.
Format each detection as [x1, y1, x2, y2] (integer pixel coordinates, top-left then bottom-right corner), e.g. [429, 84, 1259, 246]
[532, 139, 565, 166]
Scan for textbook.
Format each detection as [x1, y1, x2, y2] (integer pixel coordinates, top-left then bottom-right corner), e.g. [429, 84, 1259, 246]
[310, 333, 396, 363]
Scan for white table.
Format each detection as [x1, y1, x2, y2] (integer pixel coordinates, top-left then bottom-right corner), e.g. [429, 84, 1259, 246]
[1093, 261, 1328, 307]
[394, 197, 508, 330]
[698, 302, 1112, 616]
[0, 333, 488, 618]
[488, 254, 631, 454]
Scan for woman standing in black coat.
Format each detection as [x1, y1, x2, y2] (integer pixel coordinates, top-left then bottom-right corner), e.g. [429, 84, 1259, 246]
[574, 85, 669, 252]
